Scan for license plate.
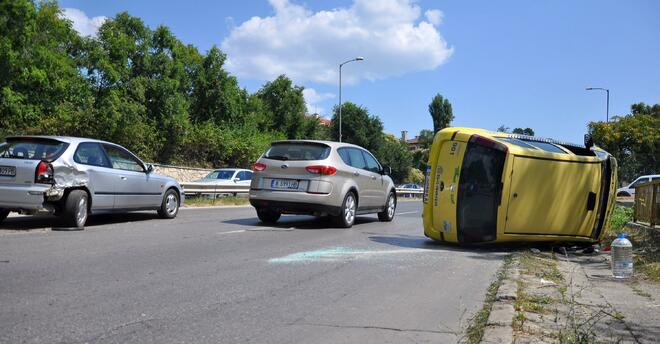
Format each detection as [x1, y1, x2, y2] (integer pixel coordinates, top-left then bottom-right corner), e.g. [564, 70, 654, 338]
[271, 179, 299, 190]
[0, 166, 16, 177]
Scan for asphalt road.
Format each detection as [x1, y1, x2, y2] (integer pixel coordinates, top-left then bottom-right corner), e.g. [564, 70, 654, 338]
[0, 201, 506, 344]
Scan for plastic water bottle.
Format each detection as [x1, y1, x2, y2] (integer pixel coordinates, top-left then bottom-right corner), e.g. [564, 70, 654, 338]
[611, 233, 633, 279]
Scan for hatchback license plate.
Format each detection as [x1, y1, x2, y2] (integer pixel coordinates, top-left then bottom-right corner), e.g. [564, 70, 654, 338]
[271, 179, 299, 190]
[0, 166, 16, 177]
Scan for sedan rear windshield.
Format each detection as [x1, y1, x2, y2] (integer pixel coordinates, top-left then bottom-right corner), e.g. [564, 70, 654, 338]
[0, 138, 68, 161]
[264, 143, 331, 161]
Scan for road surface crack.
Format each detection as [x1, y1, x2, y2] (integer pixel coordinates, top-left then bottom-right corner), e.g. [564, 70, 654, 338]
[294, 322, 458, 335]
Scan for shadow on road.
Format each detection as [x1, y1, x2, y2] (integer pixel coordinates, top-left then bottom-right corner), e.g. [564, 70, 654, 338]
[0, 212, 161, 232]
[368, 234, 566, 259]
[223, 215, 380, 230]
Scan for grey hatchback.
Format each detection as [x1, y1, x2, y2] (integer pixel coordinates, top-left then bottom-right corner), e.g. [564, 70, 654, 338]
[0, 136, 184, 229]
[249, 140, 397, 227]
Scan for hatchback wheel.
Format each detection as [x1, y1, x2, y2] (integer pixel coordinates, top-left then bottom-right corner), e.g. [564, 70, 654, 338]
[335, 192, 357, 228]
[257, 209, 281, 224]
[62, 190, 89, 229]
[158, 189, 180, 219]
[378, 192, 396, 222]
[0, 209, 9, 224]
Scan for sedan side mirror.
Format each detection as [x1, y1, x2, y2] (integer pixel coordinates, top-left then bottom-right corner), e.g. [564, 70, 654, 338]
[146, 164, 154, 174]
[233, 178, 240, 183]
[381, 166, 392, 176]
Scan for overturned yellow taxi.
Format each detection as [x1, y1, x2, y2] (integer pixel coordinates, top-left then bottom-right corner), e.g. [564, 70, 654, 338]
[423, 127, 617, 244]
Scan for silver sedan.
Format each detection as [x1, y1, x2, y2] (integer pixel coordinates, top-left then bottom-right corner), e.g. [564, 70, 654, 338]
[0, 136, 184, 229]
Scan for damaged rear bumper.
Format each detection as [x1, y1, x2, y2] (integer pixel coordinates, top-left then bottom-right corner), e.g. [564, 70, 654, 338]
[0, 184, 60, 212]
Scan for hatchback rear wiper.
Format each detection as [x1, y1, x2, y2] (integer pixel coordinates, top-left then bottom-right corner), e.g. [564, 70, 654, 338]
[266, 155, 289, 161]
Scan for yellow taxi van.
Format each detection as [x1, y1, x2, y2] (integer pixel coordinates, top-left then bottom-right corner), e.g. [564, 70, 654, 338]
[422, 127, 617, 244]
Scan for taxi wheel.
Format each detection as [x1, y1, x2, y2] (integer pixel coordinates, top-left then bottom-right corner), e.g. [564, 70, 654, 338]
[257, 209, 281, 224]
[0, 209, 9, 224]
[378, 192, 396, 222]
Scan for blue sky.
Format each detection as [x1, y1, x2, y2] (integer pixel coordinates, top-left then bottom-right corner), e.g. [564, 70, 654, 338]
[59, 0, 660, 144]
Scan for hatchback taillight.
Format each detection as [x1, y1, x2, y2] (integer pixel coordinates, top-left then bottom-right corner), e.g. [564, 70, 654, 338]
[252, 162, 267, 171]
[306, 165, 337, 175]
[35, 161, 54, 184]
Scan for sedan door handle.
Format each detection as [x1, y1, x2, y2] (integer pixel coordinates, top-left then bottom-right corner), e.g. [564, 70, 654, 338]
[353, 171, 360, 176]
[371, 175, 377, 180]
[120, 176, 127, 180]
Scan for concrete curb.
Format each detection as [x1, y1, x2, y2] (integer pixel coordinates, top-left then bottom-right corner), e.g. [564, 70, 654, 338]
[482, 259, 519, 343]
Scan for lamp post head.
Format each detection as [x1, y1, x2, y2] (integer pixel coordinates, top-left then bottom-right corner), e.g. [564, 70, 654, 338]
[355, 56, 364, 61]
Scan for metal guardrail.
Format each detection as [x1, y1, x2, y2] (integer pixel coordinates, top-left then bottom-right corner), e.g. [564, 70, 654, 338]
[181, 182, 423, 198]
[633, 180, 659, 227]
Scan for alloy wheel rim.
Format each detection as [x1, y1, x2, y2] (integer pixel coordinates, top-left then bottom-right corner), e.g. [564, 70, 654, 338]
[76, 197, 87, 226]
[166, 194, 178, 215]
[344, 195, 355, 224]
[387, 196, 395, 218]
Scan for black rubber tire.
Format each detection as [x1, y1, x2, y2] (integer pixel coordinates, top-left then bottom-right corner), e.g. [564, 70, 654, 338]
[334, 192, 357, 228]
[158, 189, 180, 219]
[0, 209, 9, 224]
[62, 190, 89, 229]
[257, 209, 281, 224]
[378, 192, 396, 222]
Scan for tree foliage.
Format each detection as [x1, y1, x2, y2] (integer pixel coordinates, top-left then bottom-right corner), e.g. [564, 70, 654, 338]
[512, 127, 535, 136]
[588, 103, 660, 183]
[0, 0, 318, 168]
[428, 93, 453, 133]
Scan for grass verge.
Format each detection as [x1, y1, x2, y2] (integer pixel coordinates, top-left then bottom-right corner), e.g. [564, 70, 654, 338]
[184, 196, 250, 207]
[462, 254, 513, 344]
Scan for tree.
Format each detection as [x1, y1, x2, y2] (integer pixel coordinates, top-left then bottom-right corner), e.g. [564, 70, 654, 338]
[588, 103, 660, 183]
[375, 135, 413, 184]
[428, 94, 454, 133]
[417, 129, 435, 149]
[329, 102, 384, 151]
[256, 75, 306, 139]
[512, 127, 535, 136]
[496, 125, 510, 133]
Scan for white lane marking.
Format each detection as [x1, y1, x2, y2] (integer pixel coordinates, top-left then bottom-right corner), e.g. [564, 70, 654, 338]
[397, 211, 418, 215]
[269, 246, 438, 264]
[217, 230, 246, 235]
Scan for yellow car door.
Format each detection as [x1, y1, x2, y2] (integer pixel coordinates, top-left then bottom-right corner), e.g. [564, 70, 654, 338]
[504, 156, 601, 238]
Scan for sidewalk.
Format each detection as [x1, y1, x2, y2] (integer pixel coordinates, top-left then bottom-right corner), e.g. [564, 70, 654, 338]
[481, 249, 659, 344]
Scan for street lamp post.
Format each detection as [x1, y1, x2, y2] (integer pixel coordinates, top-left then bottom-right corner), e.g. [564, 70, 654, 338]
[586, 87, 610, 122]
[338, 57, 364, 142]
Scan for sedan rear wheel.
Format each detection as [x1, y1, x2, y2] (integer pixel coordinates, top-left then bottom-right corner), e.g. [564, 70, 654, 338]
[257, 209, 281, 224]
[335, 192, 357, 228]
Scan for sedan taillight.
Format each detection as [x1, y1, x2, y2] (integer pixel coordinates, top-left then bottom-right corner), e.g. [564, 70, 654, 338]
[252, 162, 267, 171]
[35, 161, 54, 184]
[306, 165, 337, 175]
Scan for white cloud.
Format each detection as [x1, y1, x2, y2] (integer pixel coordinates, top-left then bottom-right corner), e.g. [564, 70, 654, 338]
[424, 9, 443, 26]
[62, 8, 107, 37]
[221, 0, 453, 85]
[302, 88, 335, 115]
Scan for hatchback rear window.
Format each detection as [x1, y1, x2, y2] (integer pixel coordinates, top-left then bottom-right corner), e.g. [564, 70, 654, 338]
[264, 143, 331, 161]
[0, 138, 68, 161]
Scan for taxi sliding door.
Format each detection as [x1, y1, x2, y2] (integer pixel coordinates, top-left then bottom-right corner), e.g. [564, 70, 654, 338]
[504, 156, 601, 238]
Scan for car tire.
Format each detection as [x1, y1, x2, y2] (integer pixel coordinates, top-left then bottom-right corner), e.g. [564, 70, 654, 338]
[257, 209, 281, 224]
[0, 209, 9, 224]
[378, 192, 396, 222]
[158, 189, 180, 219]
[62, 190, 89, 229]
[335, 192, 357, 228]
